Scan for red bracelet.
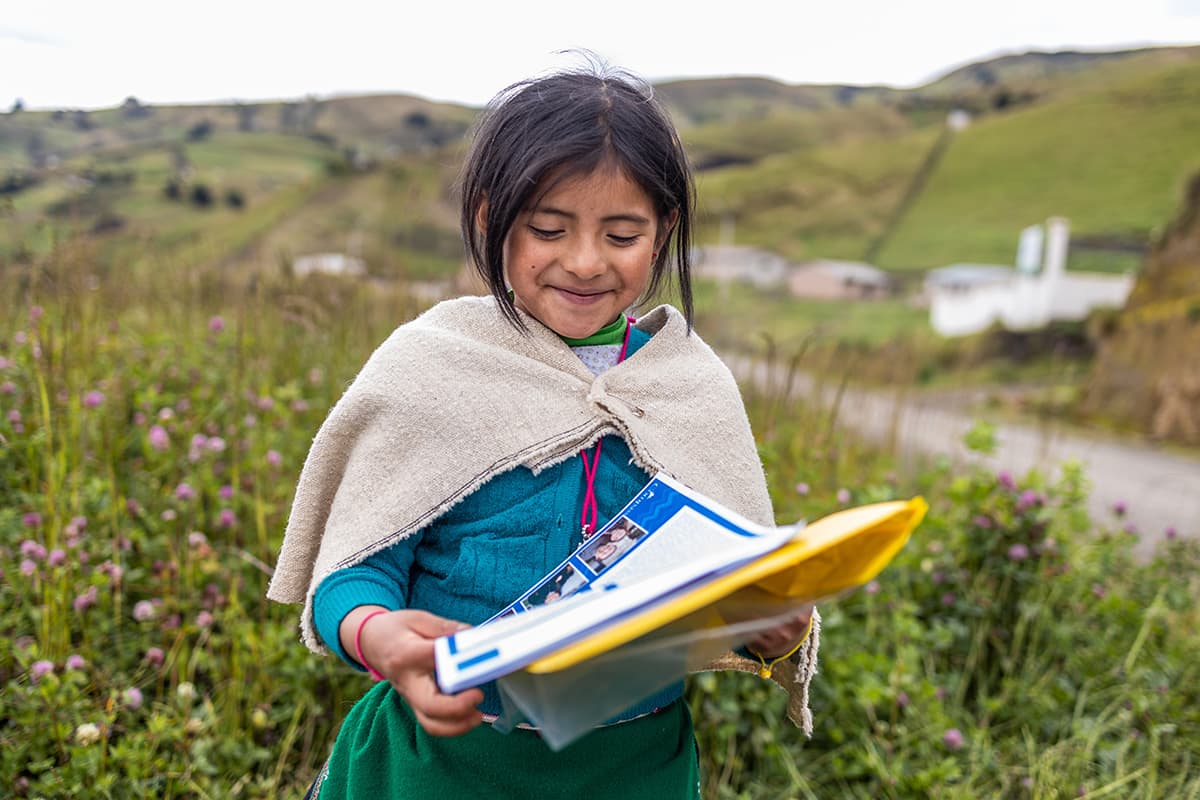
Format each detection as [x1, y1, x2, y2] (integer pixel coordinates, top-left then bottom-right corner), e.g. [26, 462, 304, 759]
[354, 609, 390, 681]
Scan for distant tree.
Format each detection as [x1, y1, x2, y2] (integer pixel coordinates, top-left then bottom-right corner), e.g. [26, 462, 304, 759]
[404, 111, 431, 129]
[190, 183, 213, 208]
[224, 188, 245, 209]
[72, 110, 94, 131]
[992, 90, 1012, 111]
[163, 179, 182, 201]
[187, 120, 213, 141]
[51, 110, 65, 122]
[9, 98, 24, 114]
[122, 96, 151, 119]
[235, 103, 257, 132]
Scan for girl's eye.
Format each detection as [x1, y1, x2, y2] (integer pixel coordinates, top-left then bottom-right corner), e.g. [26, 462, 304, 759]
[529, 225, 562, 239]
[609, 234, 639, 246]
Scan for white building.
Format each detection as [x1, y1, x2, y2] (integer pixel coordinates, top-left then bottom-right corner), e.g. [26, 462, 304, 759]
[928, 218, 1134, 337]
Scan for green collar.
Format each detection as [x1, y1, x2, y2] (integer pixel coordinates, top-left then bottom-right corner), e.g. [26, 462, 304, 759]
[560, 315, 629, 347]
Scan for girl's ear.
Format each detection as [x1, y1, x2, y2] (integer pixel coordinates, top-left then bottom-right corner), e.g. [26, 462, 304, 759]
[475, 198, 489, 234]
[656, 208, 680, 250]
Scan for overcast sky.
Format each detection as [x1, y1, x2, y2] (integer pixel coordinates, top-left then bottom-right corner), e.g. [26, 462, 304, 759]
[4, 0, 1200, 110]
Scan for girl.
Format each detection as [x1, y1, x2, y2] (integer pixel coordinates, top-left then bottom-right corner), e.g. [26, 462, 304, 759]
[269, 63, 819, 799]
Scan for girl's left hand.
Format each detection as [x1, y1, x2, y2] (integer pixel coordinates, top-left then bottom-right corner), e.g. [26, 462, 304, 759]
[745, 606, 813, 660]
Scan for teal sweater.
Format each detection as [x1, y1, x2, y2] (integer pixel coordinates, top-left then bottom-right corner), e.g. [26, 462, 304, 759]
[312, 327, 681, 719]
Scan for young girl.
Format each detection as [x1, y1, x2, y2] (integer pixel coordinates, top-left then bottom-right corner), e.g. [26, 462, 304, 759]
[269, 63, 819, 799]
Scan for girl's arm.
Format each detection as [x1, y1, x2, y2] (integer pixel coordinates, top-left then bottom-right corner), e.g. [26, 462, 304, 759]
[339, 605, 484, 737]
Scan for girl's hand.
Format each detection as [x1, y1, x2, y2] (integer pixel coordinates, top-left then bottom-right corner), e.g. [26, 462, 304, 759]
[745, 605, 814, 660]
[339, 606, 484, 737]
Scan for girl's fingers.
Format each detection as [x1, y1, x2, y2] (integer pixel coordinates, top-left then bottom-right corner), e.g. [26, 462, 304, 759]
[402, 675, 483, 723]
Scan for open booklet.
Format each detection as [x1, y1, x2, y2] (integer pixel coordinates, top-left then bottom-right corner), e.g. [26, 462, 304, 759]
[433, 472, 926, 749]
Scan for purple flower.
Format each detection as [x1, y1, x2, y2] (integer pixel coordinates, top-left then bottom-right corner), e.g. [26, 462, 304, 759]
[307, 368, 323, 385]
[935, 686, 947, 701]
[1, 381, 16, 395]
[47, 548, 66, 567]
[1112, 500, 1127, 518]
[1015, 490, 1043, 512]
[123, 687, 144, 710]
[218, 484, 234, 500]
[144, 647, 165, 667]
[157, 407, 174, 421]
[73, 586, 99, 613]
[257, 395, 275, 411]
[132, 600, 157, 622]
[972, 515, 992, 529]
[133, 411, 147, 425]
[943, 728, 965, 750]
[896, 691, 910, 709]
[29, 305, 44, 321]
[188, 531, 208, 548]
[175, 483, 196, 501]
[148, 425, 170, 452]
[864, 580, 880, 595]
[195, 610, 214, 628]
[836, 488, 851, 504]
[83, 390, 105, 408]
[19, 559, 37, 577]
[208, 315, 226, 333]
[941, 592, 956, 607]
[22, 512, 42, 529]
[218, 508, 236, 528]
[1092, 583, 1107, 599]
[996, 470, 1016, 491]
[1007, 543, 1030, 562]
[291, 398, 309, 413]
[1166, 526, 1178, 540]
[266, 449, 282, 468]
[20, 539, 46, 559]
[207, 437, 226, 453]
[66, 654, 87, 671]
[161, 509, 177, 521]
[794, 481, 810, 496]
[30, 660, 55, 683]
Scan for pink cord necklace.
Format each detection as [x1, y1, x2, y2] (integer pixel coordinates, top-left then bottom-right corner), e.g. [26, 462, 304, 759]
[578, 317, 634, 538]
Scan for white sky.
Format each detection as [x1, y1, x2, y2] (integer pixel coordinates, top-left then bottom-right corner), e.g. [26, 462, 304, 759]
[4, 0, 1200, 110]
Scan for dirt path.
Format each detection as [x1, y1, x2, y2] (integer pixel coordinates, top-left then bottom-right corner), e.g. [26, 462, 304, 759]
[727, 356, 1200, 559]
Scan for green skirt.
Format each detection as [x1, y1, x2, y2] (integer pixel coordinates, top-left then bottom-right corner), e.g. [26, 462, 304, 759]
[314, 681, 700, 799]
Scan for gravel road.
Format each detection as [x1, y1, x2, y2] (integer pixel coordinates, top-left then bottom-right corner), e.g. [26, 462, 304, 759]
[728, 356, 1200, 559]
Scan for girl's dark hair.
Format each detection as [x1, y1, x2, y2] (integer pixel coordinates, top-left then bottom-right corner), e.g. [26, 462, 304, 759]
[460, 59, 695, 330]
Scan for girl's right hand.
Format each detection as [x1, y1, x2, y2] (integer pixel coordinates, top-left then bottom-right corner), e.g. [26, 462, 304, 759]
[339, 606, 485, 737]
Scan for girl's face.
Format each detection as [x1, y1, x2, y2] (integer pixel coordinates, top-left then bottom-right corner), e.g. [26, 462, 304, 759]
[504, 167, 674, 340]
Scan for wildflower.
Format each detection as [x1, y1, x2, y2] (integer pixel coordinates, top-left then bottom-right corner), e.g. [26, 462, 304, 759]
[74, 722, 103, 745]
[22, 512, 42, 528]
[20, 539, 47, 559]
[291, 398, 309, 413]
[932, 570, 946, 585]
[266, 449, 282, 467]
[1015, 490, 1043, 512]
[144, 647, 165, 667]
[794, 481, 809, 495]
[941, 592, 956, 607]
[207, 436, 226, 453]
[71, 515, 87, 530]
[0, 356, 8, 369]
[1, 381, 16, 395]
[83, 390, 105, 408]
[836, 488, 851, 504]
[148, 424, 170, 451]
[943, 728, 965, 750]
[20, 559, 37, 577]
[864, 580, 880, 595]
[123, 687, 144, 710]
[218, 508, 236, 528]
[308, 367, 323, 384]
[972, 515, 992, 529]
[30, 660, 55, 683]
[133, 411, 147, 425]
[935, 686, 947, 701]
[126, 499, 141, 515]
[132, 600, 157, 622]
[219, 484, 234, 500]
[195, 610, 214, 628]
[13, 331, 26, 344]
[257, 395, 275, 411]
[73, 586, 99, 613]
[1166, 526, 1178, 540]
[66, 654, 87, 671]
[896, 691, 910, 709]
[996, 470, 1016, 490]
[184, 717, 204, 735]
[177, 397, 191, 413]
[161, 509, 177, 521]
[1112, 500, 1127, 518]
[47, 548, 66, 567]
[1091, 583, 1107, 599]
[243, 413, 257, 427]
[1007, 543, 1030, 561]
[157, 407, 174, 421]
[251, 708, 271, 729]
[188, 531, 208, 548]
[1123, 523, 1138, 537]
[29, 305, 44, 321]
[177, 681, 197, 702]
[208, 315, 226, 333]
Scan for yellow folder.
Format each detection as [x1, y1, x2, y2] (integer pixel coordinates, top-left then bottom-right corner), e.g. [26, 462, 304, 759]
[527, 496, 927, 674]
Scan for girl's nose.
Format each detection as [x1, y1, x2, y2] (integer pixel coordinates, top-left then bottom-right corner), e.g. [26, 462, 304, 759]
[561, 239, 606, 279]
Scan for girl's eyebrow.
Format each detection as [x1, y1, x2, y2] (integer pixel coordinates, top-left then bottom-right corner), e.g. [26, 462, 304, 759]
[533, 206, 651, 225]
